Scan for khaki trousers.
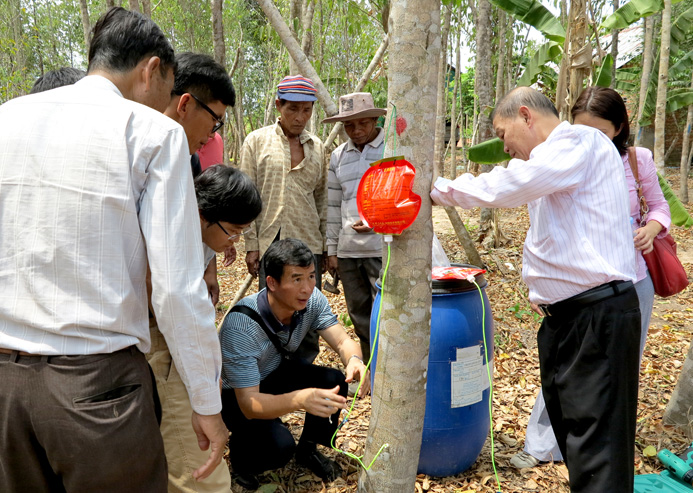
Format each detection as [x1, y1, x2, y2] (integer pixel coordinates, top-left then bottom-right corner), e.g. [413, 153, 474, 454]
[147, 319, 231, 493]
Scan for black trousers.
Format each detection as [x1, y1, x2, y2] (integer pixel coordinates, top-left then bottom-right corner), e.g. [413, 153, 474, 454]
[221, 359, 347, 475]
[538, 285, 640, 493]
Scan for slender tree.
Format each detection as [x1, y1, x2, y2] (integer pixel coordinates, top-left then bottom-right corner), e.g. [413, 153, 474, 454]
[434, 5, 452, 174]
[78, 0, 91, 51]
[635, 16, 655, 147]
[610, 0, 619, 87]
[654, 0, 672, 173]
[680, 70, 693, 203]
[358, 0, 439, 490]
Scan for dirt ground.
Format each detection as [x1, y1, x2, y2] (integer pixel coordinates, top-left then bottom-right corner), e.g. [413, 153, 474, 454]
[216, 169, 693, 493]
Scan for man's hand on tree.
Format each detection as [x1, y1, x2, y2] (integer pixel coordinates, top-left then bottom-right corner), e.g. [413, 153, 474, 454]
[345, 357, 370, 397]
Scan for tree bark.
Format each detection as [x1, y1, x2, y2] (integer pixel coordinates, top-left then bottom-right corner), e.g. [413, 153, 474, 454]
[451, 18, 462, 179]
[211, 0, 228, 164]
[77, 0, 91, 51]
[106, 0, 116, 8]
[128, 0, 140, 13]
[444, 207, 483, 267]
[289, 0, 302, 74]
[434, 6, 452, 176]
[610, 0, 619, 87]
[664, 338, 693, 433]
[256, 0, 338, 118]
[635, 16, 655, 147]
[654, 0, 672, 174]
[679, 70, 693, 203]
[141, 0, 151, 17]
[567, 0, 589, 117]
[358, 0, 439, 490]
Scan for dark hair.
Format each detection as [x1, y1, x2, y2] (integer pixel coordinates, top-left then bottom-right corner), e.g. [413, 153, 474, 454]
[30, 68, 86, 94]
[492, 86, 559, 120]
[571, 86, 630, 156]
[173, 52, 235, 107]
[263, 239, 315, 283]
[277, 99, 314, 107]
[87, 7, 175, 76]
[194, 165, 261, 225]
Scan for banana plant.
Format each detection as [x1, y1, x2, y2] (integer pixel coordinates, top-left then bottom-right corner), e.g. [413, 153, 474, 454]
[600, 0, 687, 30]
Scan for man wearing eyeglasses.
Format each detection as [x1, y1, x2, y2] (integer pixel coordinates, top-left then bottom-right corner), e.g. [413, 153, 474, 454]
[149, 53, 242, 493]
[0, 8, 227, 492]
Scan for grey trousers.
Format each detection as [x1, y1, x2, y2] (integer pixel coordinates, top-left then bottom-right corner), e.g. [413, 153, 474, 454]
[337, 256, 382, 362]
[0, 346, 167, 493]
[524, 272, 655, 462]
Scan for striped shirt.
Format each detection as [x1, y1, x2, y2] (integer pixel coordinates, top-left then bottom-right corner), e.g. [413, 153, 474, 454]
[239, 121, 327, 256]
[219, 288, 338, 389]
[432, 121, 637, 305]
[326, 128, 384, 257]
[0, 76, 222, 414]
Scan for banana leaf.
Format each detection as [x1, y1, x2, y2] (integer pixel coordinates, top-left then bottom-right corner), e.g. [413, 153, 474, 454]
[658, 173, 693, 228]
[489, 0, 566, 43]
[467, 138, 510, 164]
[517, 41, 562, 87]
[600, 0, 686, 30]
[666, 90, 693, 113]
[594, 54, 614, 88]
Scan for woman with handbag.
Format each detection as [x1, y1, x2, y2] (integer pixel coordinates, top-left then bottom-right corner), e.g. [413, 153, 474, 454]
[510, 86, 672, 470]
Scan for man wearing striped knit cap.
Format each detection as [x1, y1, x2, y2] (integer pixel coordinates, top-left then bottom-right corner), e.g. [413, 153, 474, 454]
[239, 75, 328, 364]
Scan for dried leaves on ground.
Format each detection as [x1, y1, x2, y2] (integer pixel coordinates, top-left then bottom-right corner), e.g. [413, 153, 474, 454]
[216, 171, 693, 492]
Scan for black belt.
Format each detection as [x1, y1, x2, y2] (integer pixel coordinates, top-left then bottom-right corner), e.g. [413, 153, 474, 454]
[538, 280, 633, 317]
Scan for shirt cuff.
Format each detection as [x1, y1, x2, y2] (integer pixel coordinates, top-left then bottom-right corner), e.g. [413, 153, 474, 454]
[190, 385, 223, 415]
[327, 245, 337, 256]
[245, 239, 259, 252]
[434, 176, 452, 192]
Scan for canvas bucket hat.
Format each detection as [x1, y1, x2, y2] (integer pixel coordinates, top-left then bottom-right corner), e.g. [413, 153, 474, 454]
[322, 92, 387, 123]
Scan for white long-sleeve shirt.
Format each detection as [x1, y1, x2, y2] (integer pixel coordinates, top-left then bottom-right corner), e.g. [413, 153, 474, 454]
[0, 75, 222, 415]
[432, 121, 636, 305]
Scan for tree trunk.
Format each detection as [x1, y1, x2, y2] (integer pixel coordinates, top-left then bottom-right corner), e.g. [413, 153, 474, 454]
[289, 0, 302, 74]
[106, 0, 116, 8]
[78, 0, 90, 51]
[664, 338, 693, 433]
[475, 0, 507, 248]
[434, 6, 452, 176]
[635, 16, 655, 147]
[495, 9, 507, 101]
[654, 0, 672, 174]
[610, 0, 619, 88]
[10, 0, 25, 78]
[358, 0, 439, 490]
[256, 0, 338, 118]
[451, 19, 461, 179]
[141, 0, 151, 17]
[444, 207, 483, 267]
[567, 0, 590, 117]
[128, 0, 140, 13]
[680, 70, 693, 203]
[30, 0, 44, 76]
[211, 0, 227, 164]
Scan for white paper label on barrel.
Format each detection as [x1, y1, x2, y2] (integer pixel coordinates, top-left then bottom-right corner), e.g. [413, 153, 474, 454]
[450, 346, 489, 408]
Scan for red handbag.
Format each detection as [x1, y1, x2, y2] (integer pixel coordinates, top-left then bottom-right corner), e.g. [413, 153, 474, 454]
[627, 148, 689, 297]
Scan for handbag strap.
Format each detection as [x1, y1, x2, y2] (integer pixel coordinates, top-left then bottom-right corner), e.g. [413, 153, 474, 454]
[626, 147, 649, 225]
[230, 305, 293, 359]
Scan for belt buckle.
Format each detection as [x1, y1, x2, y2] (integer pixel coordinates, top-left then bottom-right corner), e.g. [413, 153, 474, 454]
[538, 304, 551, 317]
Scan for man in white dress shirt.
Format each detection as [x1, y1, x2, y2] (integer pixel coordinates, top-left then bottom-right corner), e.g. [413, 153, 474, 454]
[0, 7, 226, 492]
[431, 87, 640, 493]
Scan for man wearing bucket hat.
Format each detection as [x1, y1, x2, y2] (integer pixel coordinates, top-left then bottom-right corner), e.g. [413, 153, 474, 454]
[324, 93, 386, 373]
[239, 75, 328, 364]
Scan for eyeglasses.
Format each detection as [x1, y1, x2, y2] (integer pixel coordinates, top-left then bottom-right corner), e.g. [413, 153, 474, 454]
[189, 93, 224, 133]
[216, 223, 252, 242]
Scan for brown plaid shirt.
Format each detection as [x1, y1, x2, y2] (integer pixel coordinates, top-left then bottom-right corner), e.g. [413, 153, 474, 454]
[239, 120, 327, 255]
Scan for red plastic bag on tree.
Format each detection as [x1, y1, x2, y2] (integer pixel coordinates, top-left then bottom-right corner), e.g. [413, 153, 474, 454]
[357, 156, 421, 235]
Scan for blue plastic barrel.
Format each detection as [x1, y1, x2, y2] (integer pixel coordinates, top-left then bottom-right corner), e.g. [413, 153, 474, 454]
[369, 265, 494, 477]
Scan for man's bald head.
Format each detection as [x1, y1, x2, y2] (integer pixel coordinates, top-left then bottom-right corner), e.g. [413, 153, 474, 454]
[492, 87, 558, 121]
